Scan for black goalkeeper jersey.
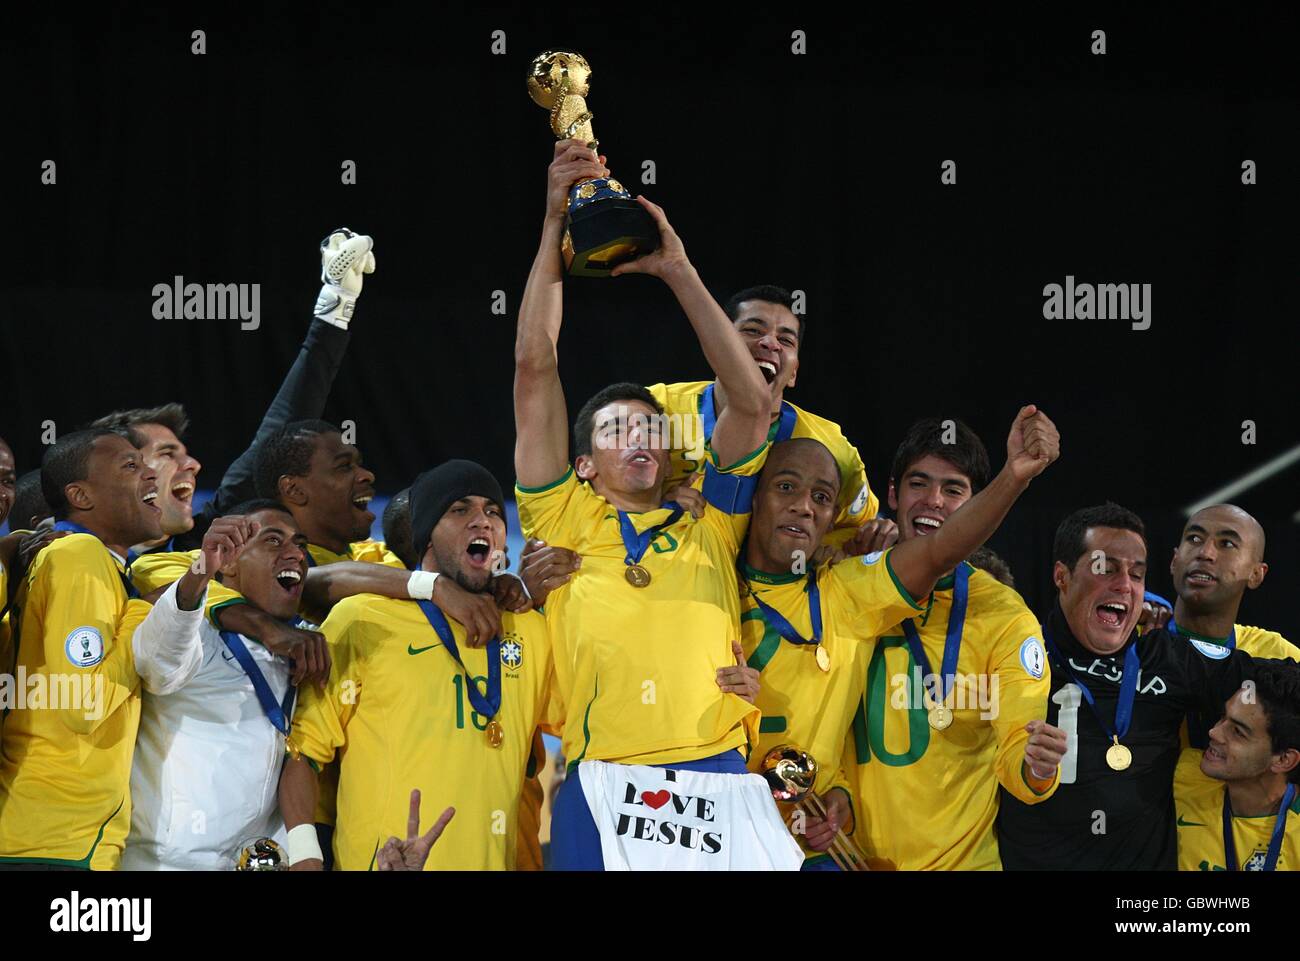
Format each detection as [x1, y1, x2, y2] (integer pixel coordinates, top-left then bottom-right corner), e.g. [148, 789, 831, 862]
[996, 602, 1252, 870]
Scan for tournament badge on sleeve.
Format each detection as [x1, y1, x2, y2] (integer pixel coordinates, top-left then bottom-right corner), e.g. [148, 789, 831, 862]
[575, 760, 804, 870]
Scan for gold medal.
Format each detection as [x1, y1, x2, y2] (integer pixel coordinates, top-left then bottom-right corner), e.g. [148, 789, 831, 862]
[815, 645, 831, 672]
[1105, 736, 1131, 771]
[625, 564, 651, 588]
[927, 705, 954, 731]
[485, 720, 504, 748]
[284, 734, 302, 762]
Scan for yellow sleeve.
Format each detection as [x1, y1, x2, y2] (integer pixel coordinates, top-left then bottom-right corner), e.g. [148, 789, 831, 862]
[129, 550, 244, 628]
[515, 467, 581, 544]
[349, 541, 407, 569]
[822, 443, 879, 551]
[830, 549, 926, 637]
[29, 538, 145, 734]
[289, 599, 368, 766]
[698, 441, 769, 555]
[988, 607, 1059, 804]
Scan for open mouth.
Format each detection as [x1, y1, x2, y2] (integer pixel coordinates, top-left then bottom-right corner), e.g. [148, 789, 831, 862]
[170, 481, 195, 503]
[1185, 570, 1217, 586]
[1204, 742, 1227, 763]
[1095, 601, 1128, 628]
[756, 360, 778, 384]
[777, 523, 809, 540]
[625, 451, 655, 467]
[352, 494, 374, 513]
[466, 537, 491, 568]
[142, 489, 160, 512]
[912, 515, 942, 536]
[275, 569, 303, 593]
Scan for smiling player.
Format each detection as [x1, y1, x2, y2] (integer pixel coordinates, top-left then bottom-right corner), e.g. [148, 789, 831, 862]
[1176, 658, 1300, 870]
[997, 503, 1262, 870]
[0, 429, 247, 870]
[740, 408, 1062, 869]
[648, 285, 881, 552]
[124, 499, 312, 870]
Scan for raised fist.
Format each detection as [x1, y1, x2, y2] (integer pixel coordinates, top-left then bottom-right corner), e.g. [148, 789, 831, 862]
[314, 227, 376, 329]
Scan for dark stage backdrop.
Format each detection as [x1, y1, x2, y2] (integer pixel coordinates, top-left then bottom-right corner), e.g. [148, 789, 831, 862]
[3, 7, 1297, 632]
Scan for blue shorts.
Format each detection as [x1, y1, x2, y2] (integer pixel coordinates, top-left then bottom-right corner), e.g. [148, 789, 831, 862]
[549, 749, 749, 871]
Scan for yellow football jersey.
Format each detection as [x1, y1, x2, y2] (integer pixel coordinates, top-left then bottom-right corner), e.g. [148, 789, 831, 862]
[1175, 748, 1300, 871]
[844, 563, 1057, 870]
[516, 729, 546, 871]
[0, 534, 154, 869]
[290, 594, 553, 870]
[0, 555, 11, 692]
[647, 381, 877, 547]
[516, 449, 766, 768]
[739, 550, 924, 858]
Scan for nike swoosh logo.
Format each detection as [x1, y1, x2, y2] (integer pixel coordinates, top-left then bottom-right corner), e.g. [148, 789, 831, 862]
[408, 642, 443, 656]
[1177, 815, 1206, 827]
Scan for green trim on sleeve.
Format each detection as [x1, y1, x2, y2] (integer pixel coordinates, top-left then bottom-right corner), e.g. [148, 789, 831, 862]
[516, 466, 575, 495]
[565, 676, 599, 776]
[209, 595, 249, 629]
[883, 551, 927, 611]
[708, 441, 767, 473]
[1021, 761, 1057, 797]
[0, 797, 126, 870]
[758, 716, 787, 733]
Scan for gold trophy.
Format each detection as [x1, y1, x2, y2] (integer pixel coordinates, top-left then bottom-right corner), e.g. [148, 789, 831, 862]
[527, 50, 660, 276]
[761, 744, 873, 872]
[235, 837, 287, 871]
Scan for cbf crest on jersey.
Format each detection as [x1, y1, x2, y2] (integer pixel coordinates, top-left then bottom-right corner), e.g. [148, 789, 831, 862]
[65, 626, 105, 667]
[501, 634, 524, 671]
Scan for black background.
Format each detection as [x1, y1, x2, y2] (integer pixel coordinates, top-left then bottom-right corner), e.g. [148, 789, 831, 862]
[3, 5, 1297, 631]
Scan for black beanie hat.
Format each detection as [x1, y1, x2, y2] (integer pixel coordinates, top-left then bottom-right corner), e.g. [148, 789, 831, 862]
[409, 460, 506, 563]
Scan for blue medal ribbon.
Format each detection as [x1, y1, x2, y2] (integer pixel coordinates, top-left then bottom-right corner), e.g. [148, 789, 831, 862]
[1043, 628, 1142, 745]
[1222, 783, 1295, 871]
[700, 383, 796, 446]
[219, 629, 297, 736]
[748, 572, 823, 646]
[900, 564, 969, 707]
[617, 506, 684, 571]
[54, 520, 140, 598]
[416, 600, 501, 720]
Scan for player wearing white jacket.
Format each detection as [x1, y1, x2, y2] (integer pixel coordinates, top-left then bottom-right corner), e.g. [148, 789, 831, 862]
[124, 500, 316, 870]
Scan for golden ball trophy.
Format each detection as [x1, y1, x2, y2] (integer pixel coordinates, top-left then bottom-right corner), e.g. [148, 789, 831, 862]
[761, 744, 872, 872]
[527, 50, 659, 276]
[235, 837, 287, 870]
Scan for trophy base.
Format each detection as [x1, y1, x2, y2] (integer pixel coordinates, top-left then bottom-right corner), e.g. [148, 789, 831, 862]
[563, 198, 659, 277]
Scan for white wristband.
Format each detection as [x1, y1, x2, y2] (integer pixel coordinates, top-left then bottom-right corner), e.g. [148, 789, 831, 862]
[286, 823, 323, 865]
[407, 570, 439, 600]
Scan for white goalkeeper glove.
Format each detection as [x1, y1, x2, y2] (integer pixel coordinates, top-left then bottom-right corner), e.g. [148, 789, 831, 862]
[313, 227, 376, 330]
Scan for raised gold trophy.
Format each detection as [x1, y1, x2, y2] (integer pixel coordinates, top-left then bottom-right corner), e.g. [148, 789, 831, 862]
[761, 744, 873, 872]
[527, 50, 659, 277]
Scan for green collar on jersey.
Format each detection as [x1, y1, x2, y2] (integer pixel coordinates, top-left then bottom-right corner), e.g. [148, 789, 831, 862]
[739, 562, 805, 586]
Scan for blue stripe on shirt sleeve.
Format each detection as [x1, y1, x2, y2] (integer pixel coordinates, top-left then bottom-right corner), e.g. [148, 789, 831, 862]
[701, 463, 757, 515]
